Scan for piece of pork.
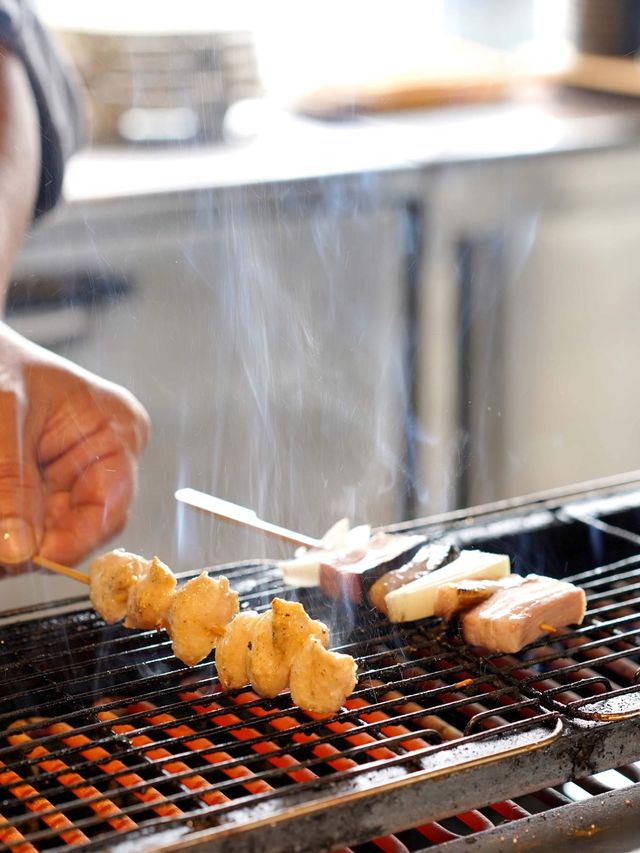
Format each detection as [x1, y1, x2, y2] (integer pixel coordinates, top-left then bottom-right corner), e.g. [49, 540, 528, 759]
[123, 556, 177, 631]
[289, 636, 358, 716]
[318, 532, 426, 604]
[166, 572, 239, 667]
[462, 577, 587, 654]
[216, 610, 261, 690]
[89, 549, 149, 624]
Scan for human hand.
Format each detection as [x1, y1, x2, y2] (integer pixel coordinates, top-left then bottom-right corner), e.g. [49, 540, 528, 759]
[0, 323, 150, 568]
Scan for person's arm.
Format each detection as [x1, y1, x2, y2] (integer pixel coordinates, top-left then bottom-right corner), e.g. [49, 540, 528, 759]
[0, 46, 150, 571]
[0, 48, 40, 298]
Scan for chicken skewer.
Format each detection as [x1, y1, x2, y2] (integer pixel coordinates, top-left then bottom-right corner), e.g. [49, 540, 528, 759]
[87, 548, 358, 716]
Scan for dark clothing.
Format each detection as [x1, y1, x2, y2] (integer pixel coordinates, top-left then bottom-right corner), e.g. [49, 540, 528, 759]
[0, 0, 82, 216]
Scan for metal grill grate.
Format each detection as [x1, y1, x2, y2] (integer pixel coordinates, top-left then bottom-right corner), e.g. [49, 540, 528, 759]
[1, 481, 640, 851]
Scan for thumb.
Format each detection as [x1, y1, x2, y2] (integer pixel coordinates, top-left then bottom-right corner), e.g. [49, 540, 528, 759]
[0, 390, 43, 564]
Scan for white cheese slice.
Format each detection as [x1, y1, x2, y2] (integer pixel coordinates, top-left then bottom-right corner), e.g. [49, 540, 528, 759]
[278, 553, 323, 587]
[384, 550, 511, 623]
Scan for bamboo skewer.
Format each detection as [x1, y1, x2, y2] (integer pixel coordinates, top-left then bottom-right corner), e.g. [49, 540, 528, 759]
[34, 488, 322, 587]
[174, 487, 322, 550]
[32, 555, 90, 585]
[32, 489, 322, 588]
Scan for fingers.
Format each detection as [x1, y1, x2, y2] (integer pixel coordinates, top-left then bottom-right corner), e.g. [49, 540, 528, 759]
[43, 422, 131, 493]
[40, 448, 137, 565]
[37, 385, 150, 468]
[0, 390, 43, 564]
[35, 383, 149, 564]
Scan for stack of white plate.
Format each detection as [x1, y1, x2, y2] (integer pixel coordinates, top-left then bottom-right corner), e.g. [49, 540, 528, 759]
[60, 28, 262, 145]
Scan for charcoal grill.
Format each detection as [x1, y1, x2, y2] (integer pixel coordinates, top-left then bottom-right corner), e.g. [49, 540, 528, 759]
[2, 472, 640, 852]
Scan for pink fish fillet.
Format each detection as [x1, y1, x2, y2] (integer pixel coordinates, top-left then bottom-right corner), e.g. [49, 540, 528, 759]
[462, 577, 587, 654]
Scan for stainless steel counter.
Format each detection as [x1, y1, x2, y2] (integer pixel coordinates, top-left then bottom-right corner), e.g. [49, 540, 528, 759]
[60, 89, 640, 206]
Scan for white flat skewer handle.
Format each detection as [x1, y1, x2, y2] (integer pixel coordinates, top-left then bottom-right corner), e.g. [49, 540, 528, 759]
[175, 488, 322, 550]
[32, 555, 90, 585]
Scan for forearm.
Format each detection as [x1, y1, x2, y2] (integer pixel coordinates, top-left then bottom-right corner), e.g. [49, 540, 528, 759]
[0, 48, 40, 307]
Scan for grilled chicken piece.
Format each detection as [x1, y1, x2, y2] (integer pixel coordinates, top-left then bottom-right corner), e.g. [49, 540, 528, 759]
[245, 610, 297, 697]
[319, 532, 427, 604]
[434, 574, 529, 620]
[247, 599, 329, 698]
[271, 596, 329, 653]
[462, 577, 587, 654]
[89, 549, 148, 624]
[289, 636, 358, 716]
[216, 610, 261, 689]
[368, 544, 459, 615]
[123, 556, 177, 631]
[166, 573, 239, 667]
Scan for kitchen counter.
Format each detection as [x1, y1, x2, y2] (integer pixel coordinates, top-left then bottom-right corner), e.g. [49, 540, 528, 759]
[61, 87, 640, 205]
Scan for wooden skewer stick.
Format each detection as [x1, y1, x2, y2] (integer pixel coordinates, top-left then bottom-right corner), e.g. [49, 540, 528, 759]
[175, 488, 322, 550]
[32, 555, 90, 585]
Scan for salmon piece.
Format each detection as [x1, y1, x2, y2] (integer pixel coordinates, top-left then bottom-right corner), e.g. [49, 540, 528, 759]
[462, 577, 587, 654]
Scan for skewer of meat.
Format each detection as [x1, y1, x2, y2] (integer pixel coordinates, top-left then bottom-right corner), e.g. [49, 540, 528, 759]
[37, 546, 359, 715]
[110, 491, 589, 659]
[457, 577, 587, 654]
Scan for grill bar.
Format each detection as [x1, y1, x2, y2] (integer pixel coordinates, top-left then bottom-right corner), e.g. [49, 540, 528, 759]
[233, 689, 497, 838]
[178, 692, 410, 853]
[47, 722, 183, 820]
[0, 704, 560, 837]
[226, 690, 464, 845]
[6, 722, 137, 835]
[0, 759, 89, 846]
[96, 707, 232, 807]
[0, 815, 37, 853]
